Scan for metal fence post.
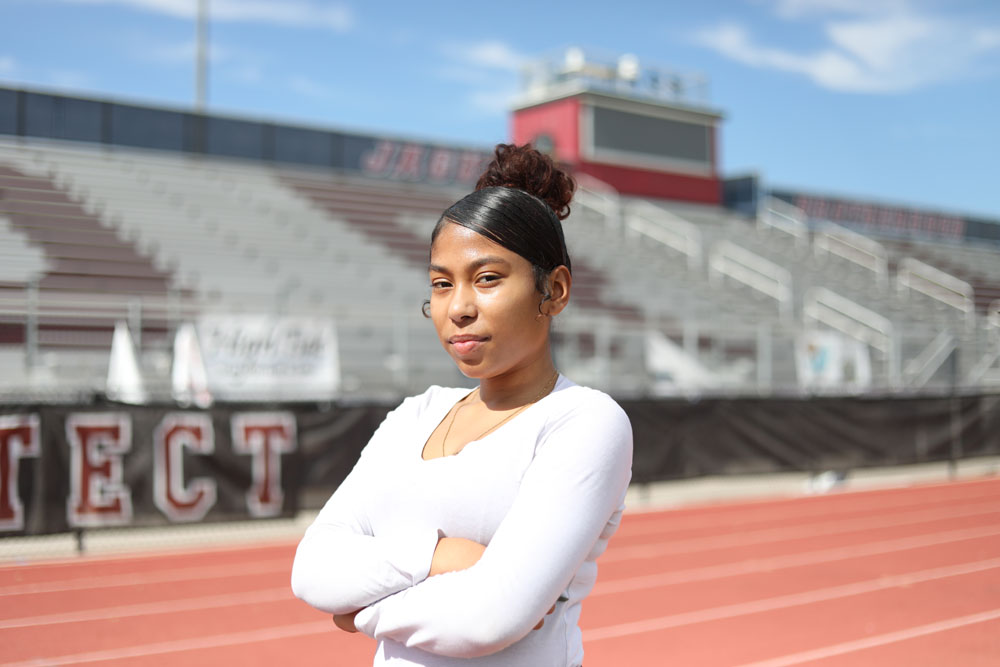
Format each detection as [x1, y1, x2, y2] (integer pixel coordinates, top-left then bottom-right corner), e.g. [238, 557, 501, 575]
[128, 298, 142, 349]
[757, 323, 772, 393]
[26, 281, 38, 368]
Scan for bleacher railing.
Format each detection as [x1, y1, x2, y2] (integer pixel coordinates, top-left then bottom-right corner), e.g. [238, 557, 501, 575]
[574, 175, 621, 232]
[625, 202, 703, 270]
[758, 197, 809, 248]
[814, 222, 890, 291]
[803, 287, 899, 386]
[709, 241, 794, 320]
[896, 258, 976, 330]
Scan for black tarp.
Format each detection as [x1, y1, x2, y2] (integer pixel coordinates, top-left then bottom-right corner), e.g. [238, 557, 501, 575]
[2, 394, 998, 536]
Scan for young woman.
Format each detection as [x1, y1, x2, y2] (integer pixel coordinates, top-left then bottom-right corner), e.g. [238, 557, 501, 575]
[291, 144, 633, 666]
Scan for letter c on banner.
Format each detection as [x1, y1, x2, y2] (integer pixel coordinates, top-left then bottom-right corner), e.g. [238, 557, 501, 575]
[153, 413, 217, 522]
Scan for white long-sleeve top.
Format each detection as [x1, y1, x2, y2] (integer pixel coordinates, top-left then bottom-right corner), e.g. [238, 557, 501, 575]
[291, 375, 633, 666]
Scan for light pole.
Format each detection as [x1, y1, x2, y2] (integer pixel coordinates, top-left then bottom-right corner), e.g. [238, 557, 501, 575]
[195, 0, 209, 112]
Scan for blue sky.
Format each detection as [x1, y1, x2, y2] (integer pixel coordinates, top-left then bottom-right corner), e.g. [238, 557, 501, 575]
[2, 0, 999, 218]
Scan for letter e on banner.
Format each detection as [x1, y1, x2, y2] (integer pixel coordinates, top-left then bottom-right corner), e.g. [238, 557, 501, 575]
[0, 415, 41, 531]
[153, 414, 217, 522]
[232, 412, 296, 517]
[66, 413, 133, 528]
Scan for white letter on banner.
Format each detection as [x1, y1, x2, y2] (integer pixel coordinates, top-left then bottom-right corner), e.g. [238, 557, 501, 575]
[66, 413, 133, 528]
[153, 413, 217, 522]
[0, 415, 41, 531]
[231, 412, 296, 517]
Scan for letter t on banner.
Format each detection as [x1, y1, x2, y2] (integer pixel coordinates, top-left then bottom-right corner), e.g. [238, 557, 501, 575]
[231, 413, 296, 517]
[66, 414, 133, 528]
[0, 415, 41, 532]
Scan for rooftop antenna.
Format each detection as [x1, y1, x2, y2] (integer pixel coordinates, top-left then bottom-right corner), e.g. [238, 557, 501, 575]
[195, 0, 209, 111]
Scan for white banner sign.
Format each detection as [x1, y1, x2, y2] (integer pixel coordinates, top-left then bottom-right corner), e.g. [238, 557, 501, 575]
[796, 330, 872, 393]
[196, 316, 340, 400]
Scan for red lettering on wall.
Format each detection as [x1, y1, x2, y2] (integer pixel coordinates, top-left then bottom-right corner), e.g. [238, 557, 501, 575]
[456, 152, 486, 183]
[427, 149, 456, 182]
[0, 415, 40, 531]
[362, 140, 395, 175]
[66, 414, 132, 527]
[153, 414, 217, 522]
[232, 413, 296, 517]
[392, 144, 424, 180]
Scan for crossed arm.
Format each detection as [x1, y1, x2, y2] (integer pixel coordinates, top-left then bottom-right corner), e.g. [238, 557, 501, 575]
[291, 395, 633, 658]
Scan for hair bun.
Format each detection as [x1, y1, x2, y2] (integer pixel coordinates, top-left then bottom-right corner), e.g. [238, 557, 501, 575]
[475, 143, 576, 220]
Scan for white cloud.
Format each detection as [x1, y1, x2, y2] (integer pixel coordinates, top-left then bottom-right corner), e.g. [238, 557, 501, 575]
[695, 4, 1000, 93]
[437, 40, 524, 115]
[56, 0, 355, 32]
[0, 56, 17, 75]
[441, 40, 526, 71]
[769, 0, 908, 18]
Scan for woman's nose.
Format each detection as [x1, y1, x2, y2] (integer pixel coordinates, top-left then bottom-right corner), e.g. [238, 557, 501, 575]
[449, 283, 477, 322]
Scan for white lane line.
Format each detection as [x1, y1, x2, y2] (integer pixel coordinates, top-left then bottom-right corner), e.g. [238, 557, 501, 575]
[585, 556, 1000, 642]
[593, 524, 1000, 596]
[8, 503, 995, 598]
[0, 558, 290, 598]
[0, 587, 292, 630]
[734, 607, 1000, 667]
[605, 501, 1000, 562]
[0, 620, 333, 666]
[0, 538, 296, 571]
[621, 479, 1000, 536]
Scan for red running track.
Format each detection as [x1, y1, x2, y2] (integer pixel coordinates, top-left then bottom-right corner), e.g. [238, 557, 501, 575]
[1, 477, 998, 666]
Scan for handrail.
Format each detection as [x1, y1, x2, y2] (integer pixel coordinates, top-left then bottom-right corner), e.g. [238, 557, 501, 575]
[803, 287, 894, 354]
[574, 173, 621, 231]
[896, 257, 975, 328]
[903, 330, 957, 388]
[814, 221, 889, 290]
[0, 289, 199, 320]
[988, 299, 1000, 331]
[708, 240, 793, 318]
[758, 196, 809, 246]
[625, 202, 702, 269]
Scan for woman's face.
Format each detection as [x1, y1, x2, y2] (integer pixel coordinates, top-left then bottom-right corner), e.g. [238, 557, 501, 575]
[428, 222, 551, 380]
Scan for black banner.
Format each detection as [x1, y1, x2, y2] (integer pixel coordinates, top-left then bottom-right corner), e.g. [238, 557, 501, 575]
[3, 394, 999, 536]
[1, 405, 305, 535]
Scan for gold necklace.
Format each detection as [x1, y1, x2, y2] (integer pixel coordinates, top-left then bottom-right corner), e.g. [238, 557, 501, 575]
[440, 371, 559, 458]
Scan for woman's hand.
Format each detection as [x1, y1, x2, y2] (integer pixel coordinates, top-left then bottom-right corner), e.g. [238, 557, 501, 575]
[333, 537, 487, 634]
[429, 537, 487, 576]
[333, 609, 360, 633]
[533, 603, 556, 630]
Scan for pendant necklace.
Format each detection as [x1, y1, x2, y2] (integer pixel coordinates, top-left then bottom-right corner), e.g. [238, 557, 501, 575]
[440, 371, 559, 458]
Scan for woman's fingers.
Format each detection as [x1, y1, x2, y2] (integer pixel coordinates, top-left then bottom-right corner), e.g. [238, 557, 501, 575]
[533, 603, 558, 630]
[332, 610, 360, 633]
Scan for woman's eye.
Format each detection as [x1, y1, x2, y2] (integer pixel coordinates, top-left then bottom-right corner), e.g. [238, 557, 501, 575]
[477, 274, 500, 285]
[430, 280, 451, 289]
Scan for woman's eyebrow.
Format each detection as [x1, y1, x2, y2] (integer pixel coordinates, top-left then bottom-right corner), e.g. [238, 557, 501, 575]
[429, 256, 510, 274]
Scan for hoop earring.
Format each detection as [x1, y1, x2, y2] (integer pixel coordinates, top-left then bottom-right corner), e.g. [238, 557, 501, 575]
[421, 300, 431, 318]
[537, 292, 551, 317]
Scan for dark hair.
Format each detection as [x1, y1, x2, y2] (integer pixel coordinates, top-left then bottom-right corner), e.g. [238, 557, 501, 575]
[431, 143, 575, 294]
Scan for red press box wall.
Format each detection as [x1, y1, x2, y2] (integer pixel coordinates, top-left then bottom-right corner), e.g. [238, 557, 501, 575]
[513, 99, 720, 204]
[511, 97, 581, 163]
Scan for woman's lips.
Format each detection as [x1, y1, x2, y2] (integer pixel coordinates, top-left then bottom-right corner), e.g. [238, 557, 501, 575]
[450, 336, 488, 355]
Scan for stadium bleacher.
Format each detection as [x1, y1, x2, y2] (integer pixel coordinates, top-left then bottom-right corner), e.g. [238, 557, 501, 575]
[1, 81, 998, 400]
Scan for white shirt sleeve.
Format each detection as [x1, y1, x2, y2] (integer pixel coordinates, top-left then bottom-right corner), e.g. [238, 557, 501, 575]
[353, 392, 633, 658]
[290, 393, 442, 615]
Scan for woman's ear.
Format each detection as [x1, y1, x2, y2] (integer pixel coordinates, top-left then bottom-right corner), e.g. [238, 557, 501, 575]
[543, 266, 572, 317]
